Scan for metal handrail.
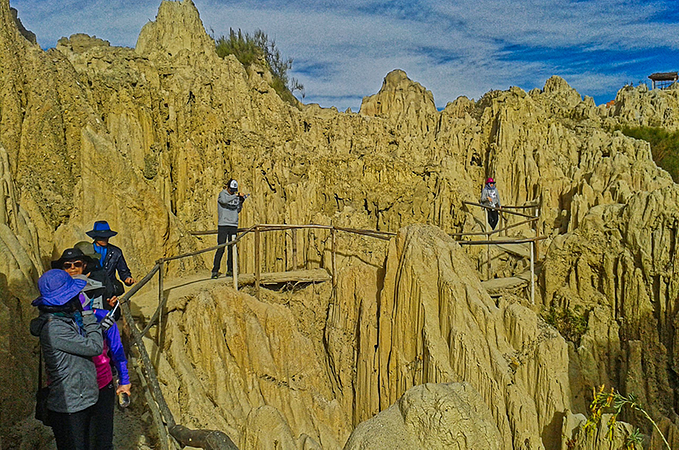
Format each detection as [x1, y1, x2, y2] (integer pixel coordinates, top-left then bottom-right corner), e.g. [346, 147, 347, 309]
[460, 200, 542, 304]
[119, 223, 399, 448]
[457, 236, 547, 245]
[496, 203, 539, 210]
[160, 226, 258, 263]
[121, 217, 544, 447]
[462, 201, 535, 219]
[190, 224, 396, 237]
[450, 217, 538, 238]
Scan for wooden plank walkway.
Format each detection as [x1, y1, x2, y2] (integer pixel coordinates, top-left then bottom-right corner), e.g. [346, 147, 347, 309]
[481, 263, 542, 297]
[237, 268, 331, 285]
[496, 242, 531, 259]
[131, 269, 331, 319]
[481, 275, 529, 296]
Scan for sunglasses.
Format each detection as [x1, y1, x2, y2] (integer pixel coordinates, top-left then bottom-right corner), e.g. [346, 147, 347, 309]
[63, 261, 84, 269]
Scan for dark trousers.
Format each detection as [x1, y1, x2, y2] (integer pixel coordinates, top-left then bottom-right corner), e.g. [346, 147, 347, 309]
[212, 225, 237, 274]
[487, 209, 499, 230]
[90, 382, 115, 450]
[49, 406, 94, 450]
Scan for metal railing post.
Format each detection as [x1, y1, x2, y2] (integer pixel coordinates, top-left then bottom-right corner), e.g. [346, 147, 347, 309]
[486, 229, 491, 280]
[331, 227, 336, 289]
[292, 228, 298, 271]
[534, 205, 540, 257]
[255, 226, 261, 299]
[232, 235, 238, 291]
[530, 240, 535, 305]
[158, 261, 164, 340]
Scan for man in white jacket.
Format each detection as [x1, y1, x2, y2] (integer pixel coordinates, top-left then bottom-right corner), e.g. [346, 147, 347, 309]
[212, 179, 247, 278]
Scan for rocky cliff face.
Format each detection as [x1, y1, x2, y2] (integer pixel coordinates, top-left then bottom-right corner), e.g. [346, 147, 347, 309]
[352, 225, 571, 449]
[613, 83, 679, 130]
[3, 0, 679, 447]
[132, 225, 570, 449]
[542, 188, 679, 441]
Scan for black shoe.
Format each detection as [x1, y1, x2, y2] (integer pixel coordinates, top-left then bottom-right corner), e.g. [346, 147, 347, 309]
[226, 271, 233, 277]
[211, 272, 219, 279]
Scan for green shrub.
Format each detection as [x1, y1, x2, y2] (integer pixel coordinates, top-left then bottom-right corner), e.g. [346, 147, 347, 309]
[620, 126, 679, 182]
[215, 29, 265, 66]
[214, 28, 304, 105]
[585, 386, 670, 450]
[543, 305, 589, 344]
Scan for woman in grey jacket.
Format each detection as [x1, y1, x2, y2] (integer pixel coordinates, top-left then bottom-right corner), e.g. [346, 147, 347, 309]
[30, 269, 104, 450]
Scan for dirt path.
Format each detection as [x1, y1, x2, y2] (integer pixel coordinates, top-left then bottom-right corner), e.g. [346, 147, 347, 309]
[113, 398, 154, 449]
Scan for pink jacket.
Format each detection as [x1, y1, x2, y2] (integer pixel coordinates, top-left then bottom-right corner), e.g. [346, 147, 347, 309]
[93, 339, 113, 389]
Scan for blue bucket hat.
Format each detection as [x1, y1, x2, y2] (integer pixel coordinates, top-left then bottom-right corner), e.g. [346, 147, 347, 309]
[86, 220, 118, 239]
[32, 269, 87, 307]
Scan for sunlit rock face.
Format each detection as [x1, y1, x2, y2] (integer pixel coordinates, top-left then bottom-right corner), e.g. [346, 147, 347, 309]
[344, 382, 502, 450]
[131, 224, 570, 449]
[2, 0, 679, 447]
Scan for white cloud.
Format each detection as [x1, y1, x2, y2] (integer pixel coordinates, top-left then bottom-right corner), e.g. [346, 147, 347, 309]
[428, 0, 679, 50]
[9, 0, 679, 111]
[12, 0, 157, 46]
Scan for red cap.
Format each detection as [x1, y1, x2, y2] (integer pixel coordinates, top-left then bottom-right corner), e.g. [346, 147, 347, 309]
[487, 177, 495, 183]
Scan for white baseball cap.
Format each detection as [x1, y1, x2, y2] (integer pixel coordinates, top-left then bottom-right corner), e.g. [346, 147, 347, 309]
[229, 179, 238, 190]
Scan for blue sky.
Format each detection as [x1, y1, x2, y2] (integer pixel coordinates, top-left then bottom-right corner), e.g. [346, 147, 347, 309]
[10, 0, 679, 111]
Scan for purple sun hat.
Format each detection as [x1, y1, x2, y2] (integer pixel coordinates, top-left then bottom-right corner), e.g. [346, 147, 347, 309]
[32, 269, 87, 307]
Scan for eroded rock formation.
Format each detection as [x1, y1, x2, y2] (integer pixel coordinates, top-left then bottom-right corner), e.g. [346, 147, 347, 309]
[132, 225, 570, 449]
[2, 0, 679, 447]
[344, 382, 501, 450]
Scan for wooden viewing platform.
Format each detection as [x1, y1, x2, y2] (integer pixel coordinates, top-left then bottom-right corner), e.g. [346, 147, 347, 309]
[649, 72, 678, 90]
[131, 269, 331, 320]
[116, 220, 545, 448]
[481, 266, 540, 297]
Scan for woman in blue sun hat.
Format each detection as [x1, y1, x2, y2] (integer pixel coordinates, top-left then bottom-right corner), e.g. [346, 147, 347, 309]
[86, 221, 135, 296]
[30, 269, 106, 449]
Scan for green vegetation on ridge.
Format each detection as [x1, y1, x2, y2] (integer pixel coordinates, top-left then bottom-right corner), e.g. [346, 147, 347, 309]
[543, 305, 589, 345]
[619, 126, 679, 182]
[214, 28, 304, 106]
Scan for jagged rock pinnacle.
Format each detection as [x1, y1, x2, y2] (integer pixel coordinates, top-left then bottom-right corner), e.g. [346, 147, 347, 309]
[543, 75, 582, 106]
[136, 0, 215, 58]
[10, 8, 35, 44]
[360, 69, 437, 118]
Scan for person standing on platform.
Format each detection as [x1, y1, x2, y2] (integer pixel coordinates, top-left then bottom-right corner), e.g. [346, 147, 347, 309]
[480, 177, 501, 230]
[212, 179, 247, 279]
